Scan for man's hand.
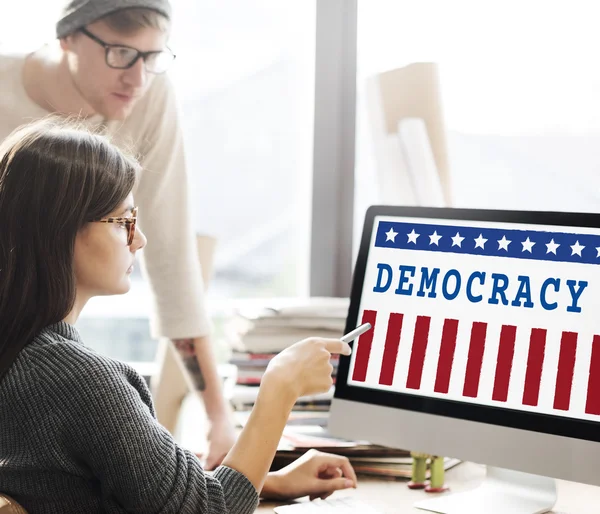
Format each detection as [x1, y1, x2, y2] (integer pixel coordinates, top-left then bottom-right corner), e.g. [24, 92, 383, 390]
[201, 415, 237, 470]
[173, 337, 237, 469]
[261, 450, 358, 501]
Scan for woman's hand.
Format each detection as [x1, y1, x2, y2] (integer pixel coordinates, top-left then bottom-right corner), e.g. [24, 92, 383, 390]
[220, 337, 351, 494]
[262, 338, 352, 402]
[261, 449, 358, 501]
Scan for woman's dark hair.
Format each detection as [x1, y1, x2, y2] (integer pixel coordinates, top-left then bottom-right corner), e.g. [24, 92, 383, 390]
[0, 117, 139, 379]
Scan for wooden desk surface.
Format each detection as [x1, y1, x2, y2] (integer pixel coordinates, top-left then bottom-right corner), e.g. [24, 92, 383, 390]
[257, 462, 600, 513]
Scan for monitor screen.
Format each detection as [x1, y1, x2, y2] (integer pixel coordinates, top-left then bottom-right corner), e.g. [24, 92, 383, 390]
[334, 206, 600, 443]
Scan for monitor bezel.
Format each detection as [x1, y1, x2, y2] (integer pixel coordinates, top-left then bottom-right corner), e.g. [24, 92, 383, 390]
[335, 205, 600, 443]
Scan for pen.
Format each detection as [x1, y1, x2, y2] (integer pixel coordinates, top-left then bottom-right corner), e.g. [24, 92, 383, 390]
[340, 322, 372, 343]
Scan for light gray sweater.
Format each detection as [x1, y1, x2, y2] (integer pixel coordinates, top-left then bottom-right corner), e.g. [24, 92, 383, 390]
[0, 322, 259, 514]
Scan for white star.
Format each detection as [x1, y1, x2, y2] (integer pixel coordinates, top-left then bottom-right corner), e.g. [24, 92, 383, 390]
[545, 239, 560, 255]
[429, 231, 442, 246]
[521, 237, 535, 253]
[571, 240, 585, 257]
[474, 234, 488, 249]
[385, 228, 398, 242]
[407, 229, 420, 244]
[451, 232, 465, 247]
[596, 247, 600, 258]
[497, 235, 511, 251]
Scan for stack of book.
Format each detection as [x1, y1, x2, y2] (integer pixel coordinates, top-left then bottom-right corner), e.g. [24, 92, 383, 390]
[226, 296, 349, 354]
[225, 297, 348, 411]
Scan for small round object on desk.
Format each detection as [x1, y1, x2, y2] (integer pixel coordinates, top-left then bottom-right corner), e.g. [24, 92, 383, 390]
[407, 480, 428, 489]
[425, 483, 449, 493]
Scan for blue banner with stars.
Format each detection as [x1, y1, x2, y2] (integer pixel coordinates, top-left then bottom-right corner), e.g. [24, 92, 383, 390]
[375, 221, 600, 265]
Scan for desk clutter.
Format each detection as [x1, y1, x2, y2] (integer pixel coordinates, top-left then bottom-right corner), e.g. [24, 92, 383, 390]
[234, 409, 460, 480]
[222, 297, 461, 481]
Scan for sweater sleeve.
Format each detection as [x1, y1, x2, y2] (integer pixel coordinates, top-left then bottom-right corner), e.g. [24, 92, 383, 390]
[56, 354, 259, 514]
[131, 74, 211, 340]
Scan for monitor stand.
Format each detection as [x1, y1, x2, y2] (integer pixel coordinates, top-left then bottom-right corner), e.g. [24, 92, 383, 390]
[413, 466, 557, 514]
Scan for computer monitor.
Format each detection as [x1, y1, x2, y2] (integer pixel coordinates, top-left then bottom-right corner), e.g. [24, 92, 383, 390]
[328, 205, 600, 514]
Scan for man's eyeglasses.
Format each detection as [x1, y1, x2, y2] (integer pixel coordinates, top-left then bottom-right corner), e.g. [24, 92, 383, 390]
[96, 207, 138, 246]
[80, 28, 175, 74]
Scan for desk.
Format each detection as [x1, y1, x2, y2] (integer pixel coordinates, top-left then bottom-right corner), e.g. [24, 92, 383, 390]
[257, 462, 600, 513]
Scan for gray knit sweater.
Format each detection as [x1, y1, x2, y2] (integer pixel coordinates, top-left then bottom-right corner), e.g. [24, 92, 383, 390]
[0, 322, 259, 514]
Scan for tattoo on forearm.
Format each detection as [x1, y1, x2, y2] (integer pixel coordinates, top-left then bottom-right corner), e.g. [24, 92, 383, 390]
[173, 338, 206, 391]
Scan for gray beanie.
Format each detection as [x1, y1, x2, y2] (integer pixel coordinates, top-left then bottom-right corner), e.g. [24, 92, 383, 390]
[56, 0, 172, 38]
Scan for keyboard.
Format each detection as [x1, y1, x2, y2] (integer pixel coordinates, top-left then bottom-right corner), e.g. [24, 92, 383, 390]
[273, 496, 384, 513]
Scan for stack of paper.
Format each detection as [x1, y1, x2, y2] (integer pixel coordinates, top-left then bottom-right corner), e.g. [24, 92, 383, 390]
[275, 426, 461, 479]
[233, 410, 461, 479]
[226, 296, 349, 354]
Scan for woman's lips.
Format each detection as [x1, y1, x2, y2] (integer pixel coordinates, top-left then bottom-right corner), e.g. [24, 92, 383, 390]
[112, 92, 134, 102]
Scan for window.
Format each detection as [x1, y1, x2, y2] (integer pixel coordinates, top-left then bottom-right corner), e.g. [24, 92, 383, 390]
[168, 0, 315, 301]
[2, 1, 316, 362]
[355, 0, 600, 239]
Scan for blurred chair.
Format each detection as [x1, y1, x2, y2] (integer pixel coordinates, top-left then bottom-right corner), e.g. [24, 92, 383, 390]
[151, 234, 217, 434]
[398, 117, 446, 207]
[0, 494, 27, 514]
[365, 62, 451, 207]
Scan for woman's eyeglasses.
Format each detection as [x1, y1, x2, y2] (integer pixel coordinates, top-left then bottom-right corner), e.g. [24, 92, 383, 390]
[96, 207, 138, 246]
[80, 28, 176, 74]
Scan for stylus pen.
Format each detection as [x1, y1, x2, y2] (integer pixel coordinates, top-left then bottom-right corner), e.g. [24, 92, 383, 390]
[340, 322, 372, 343]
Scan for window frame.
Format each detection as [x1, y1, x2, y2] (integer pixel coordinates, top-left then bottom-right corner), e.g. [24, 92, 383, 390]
[309, 0, 358, 298]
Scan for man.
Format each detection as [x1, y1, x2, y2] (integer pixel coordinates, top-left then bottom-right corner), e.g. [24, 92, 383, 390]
[0, 0, 236, 469]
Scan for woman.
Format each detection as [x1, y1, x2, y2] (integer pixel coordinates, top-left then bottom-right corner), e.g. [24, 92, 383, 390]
[0, 118, 357, 514]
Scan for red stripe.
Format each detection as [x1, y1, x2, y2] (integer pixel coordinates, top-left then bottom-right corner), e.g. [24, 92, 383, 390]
[522, 328, 546, 407]
[351, 310, 377, 382]
[406, 316, 431, 390]
[553, 332, 577, 411]
[585, 335, 600, 415]
[492, 325, 517, 402]
[433, 319, 459, 394]
[462, 322, 487, 398]
[378, 313, 404, 386]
